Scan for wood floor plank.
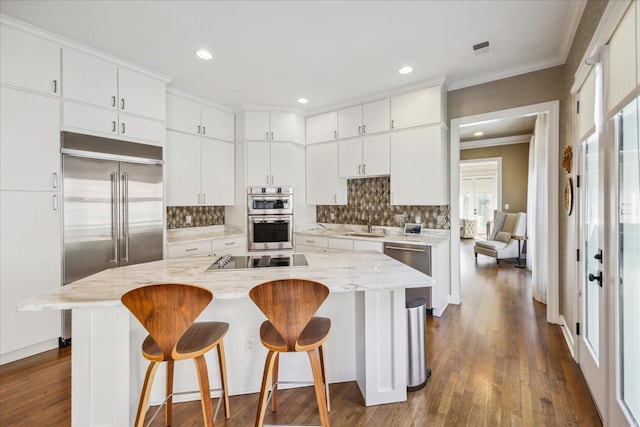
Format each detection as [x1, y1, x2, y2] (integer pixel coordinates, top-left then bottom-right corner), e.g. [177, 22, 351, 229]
[0, 241, 602, 426]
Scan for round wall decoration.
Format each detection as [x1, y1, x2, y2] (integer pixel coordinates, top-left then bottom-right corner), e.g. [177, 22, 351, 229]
[564, 177, 574, 215]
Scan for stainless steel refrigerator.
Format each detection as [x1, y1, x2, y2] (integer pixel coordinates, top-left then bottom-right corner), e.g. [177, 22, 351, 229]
[61, 132, 163, 343]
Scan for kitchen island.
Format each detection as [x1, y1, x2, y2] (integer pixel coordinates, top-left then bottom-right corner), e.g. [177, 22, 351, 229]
[20, 251, 434, 426]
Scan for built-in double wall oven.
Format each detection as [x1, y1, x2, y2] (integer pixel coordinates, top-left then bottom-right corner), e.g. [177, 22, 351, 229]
[247, 186, 293, 251]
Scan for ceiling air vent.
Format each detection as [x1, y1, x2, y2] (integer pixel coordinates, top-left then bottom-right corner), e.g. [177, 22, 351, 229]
[473, 41, 490, 55]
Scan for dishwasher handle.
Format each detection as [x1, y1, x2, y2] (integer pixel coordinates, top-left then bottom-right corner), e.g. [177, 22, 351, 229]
[384, 245, 426, 253]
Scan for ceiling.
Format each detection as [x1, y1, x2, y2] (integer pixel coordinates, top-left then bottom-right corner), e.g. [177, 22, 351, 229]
[459, 115, 537, 142]
[0, 1, 585, 113]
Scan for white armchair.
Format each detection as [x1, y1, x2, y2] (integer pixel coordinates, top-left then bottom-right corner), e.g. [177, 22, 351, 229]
[474, 212, 527, 264]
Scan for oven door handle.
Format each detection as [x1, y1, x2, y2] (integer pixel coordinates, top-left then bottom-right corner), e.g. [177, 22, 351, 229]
[253, 219, 288, 224]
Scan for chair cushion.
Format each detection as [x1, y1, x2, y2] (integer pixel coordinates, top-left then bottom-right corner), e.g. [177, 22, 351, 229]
[502, 213, 518, 234]
[495, 231, 512, 243]
[490, 212, 507, 240]
[475, 239, 509, 251]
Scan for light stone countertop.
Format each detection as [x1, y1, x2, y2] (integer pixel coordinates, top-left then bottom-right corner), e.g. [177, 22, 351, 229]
[295, 224, 450, 247]
[167, 225, 245, 245]
[19, 251, 434, 311]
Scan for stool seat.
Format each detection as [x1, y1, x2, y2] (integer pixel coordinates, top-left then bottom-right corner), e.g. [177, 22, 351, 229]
[142, 322, 230, 361]
[259, 317, 331, 352]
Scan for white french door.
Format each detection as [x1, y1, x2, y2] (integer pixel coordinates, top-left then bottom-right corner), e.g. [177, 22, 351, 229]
[578, 132, 606, 415]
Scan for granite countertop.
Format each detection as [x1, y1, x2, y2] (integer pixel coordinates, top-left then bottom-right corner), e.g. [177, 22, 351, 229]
[167, 225, 246, 245]
[19, 251, 434, 311]
[295, 224, 450, 247]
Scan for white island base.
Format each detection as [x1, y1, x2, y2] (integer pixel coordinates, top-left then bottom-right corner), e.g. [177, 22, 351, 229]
[20, 252, 432, 426]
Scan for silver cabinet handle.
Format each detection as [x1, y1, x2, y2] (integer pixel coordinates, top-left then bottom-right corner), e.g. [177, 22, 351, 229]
[111, 96, 116, 108]
[185, 247, 198, 252]
[358, 164, 362, 175]
[306, 240, 316, 243]
[52, 172, 58, 189]
[202, 126, 206, 135]
[359, 125, 362, 135]
[266, 174, 270, 184]
[363, 164, 366, 174]
[111, 172, 118, 263]
[53, 80, 57, 94]
[198, 193, 201, 204]
[202, 193, 206, 204]
[112, 121, 117, 132]
[121, 172, 129, 262]
[52, 194, 58, 210]
[198, 125, 201, 134]
[271, 175, 274, 185]
[271, 132, 274, 140]
[334, 194, 337, 203]
[334, 130, 337, 139]
[121, 122, 126, 134]
[266, 131, 270, 140]
[120, 98, 125, 110]
[363, 124, 367, 134]
[224, 242, 235, 246]
[391, 119, 395, 129]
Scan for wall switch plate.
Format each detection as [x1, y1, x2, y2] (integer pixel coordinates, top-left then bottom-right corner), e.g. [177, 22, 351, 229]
[504, 204, 509, 210]
[330, 212, 335, 220]
[186, 215, 192, 224]
[245, 337, 255, 353]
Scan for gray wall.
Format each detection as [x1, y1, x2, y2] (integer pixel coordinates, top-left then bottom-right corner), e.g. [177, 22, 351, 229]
[447, 0, 609, 334]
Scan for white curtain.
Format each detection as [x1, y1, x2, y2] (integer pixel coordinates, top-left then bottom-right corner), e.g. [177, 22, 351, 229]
[528, 113, 549, 304]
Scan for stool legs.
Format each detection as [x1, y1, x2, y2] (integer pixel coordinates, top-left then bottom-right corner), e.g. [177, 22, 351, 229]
[135, 361, 160, 427]
[165, 360, 174, 426]
[194, 355, 214, 427]
[216, 341, 231, 419]
[256, 350, 278, 427]
[308, 348, 330, 427]
[319, 344, 330, 411]
[271, 353, 279, 412]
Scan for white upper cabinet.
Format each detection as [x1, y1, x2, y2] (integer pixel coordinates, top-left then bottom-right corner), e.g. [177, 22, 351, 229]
[62, 48, 166, 121]
[244, 111, 295, 142]
[390, 86, 443, 130]
[0, 24, 61, 96]
[338, 134, 390, 178]
[167, 93, 235, 142]
[1, 87, 60, 192]
[306, 142, 346, 205]
[246, 142, 294, 186]
[201, 139, 235, 205]
[390, 124, 449, 205]
[338, 99, 390, 139]
[306, 111, 338, 144]
[338, 105, 363, 139]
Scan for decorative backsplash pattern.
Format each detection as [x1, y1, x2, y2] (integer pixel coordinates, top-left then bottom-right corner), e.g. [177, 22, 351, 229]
[316, 176, 450, 229]
[167, 206, 225, 229]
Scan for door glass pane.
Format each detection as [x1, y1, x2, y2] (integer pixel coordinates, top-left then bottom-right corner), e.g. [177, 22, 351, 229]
[460, 179, 474, 219]
[584, 134, 600, 358]
[475, 177, 495, 235]
[618, 96, 640, 423]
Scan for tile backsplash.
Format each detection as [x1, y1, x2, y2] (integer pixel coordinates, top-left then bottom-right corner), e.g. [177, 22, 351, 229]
[167, 206, 225, 229]
[316, 176, 450, 229]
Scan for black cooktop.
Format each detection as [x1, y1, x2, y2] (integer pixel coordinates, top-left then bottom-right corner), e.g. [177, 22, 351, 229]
[206, 254, 308, 271]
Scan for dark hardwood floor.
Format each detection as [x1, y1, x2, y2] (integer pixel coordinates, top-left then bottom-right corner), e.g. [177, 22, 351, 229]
[0, 240, 601, 426]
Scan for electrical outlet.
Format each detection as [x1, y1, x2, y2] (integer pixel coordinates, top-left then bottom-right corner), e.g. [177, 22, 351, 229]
[245, 337, 255, 353]
[330, 212, 335, 220]
[185, 215, 192, 225]
[504, 203, 510, 210]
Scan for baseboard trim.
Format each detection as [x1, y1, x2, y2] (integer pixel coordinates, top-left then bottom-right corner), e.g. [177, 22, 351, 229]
[559, 315, 576, 360]
[0, 338, 59, 365]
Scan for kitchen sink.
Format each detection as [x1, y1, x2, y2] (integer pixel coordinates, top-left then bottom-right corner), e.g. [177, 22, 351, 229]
[344, 232, 386, 238]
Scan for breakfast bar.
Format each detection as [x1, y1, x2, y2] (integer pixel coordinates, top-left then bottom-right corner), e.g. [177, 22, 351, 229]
[19, 251, 434, 427]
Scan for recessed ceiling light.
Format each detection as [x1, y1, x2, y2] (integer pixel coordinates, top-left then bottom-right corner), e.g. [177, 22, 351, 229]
[297, 98, 309, 104]
[195, 49, 213, 60]
[473, 131, 484, 137]
[398, 66, 413, 75]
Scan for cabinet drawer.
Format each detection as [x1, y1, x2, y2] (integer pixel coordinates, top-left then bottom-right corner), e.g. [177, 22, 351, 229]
[211, 236, 246, 252]
[328, 238, 353, 251]
[295, 243, 327, 253]
[353, 240, 383, 253]
[296, 235, 328, 249]
[167, 241, 211, 259]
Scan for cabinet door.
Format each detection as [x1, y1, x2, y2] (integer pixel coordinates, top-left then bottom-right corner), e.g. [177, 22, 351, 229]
[118, 114, 164, 144]
[270, 143, 294, 185]
[338, 138, 363, 178]
[390, 86, 442, 130]
[166, 94, 201, 135]
[62, 101, 119, 137]
[306, 111, 338, 144]
[306, 142, 346, 205]
[390, 125, 447, 205]
[362, 134, 390, 176]
[201, 140, 234, 205]
[363, 98, 390, 134]
[245, 112, 270, 141]
[246, 142, 271, 185]
[117, 67, 166, 121]
[1, 191, 61, 355]
[0, 25, 61, 95]
[201, 105, 235, 142]
[62, 48, 118, 109]
[338, 105, 362, 139]
[270, 112, 295, 142]
[353, 240, 383, 253]
[166, 131, 201, 206]
[167, 241, 212, 259]
[1, 87, 60, 191]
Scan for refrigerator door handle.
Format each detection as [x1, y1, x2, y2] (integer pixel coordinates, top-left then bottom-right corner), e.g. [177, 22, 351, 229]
[122, 172, 130, 263]
[110, 172, 119, 263]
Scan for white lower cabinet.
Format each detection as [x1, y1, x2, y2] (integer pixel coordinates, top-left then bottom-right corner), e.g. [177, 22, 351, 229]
[211, 236, 246, 258]
[328, 238, 353, 252]
[390, 124, 449, 205]
[167, 240, 212, 259]
[353, 240, 383, 252]
[306, 142, 347, 205]
[168, 236, 246, 260]
[166, 130, 234, 206]
[295, 236, 328, 253]
[1, 190, 61, 358]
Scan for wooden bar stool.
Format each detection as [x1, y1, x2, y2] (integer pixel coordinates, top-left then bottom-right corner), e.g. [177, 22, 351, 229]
[121, 283, 230, 427]
[249, 279, 331, 427]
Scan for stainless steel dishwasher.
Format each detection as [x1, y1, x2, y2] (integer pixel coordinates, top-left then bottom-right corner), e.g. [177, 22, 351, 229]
[383, 242, 432, 311]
